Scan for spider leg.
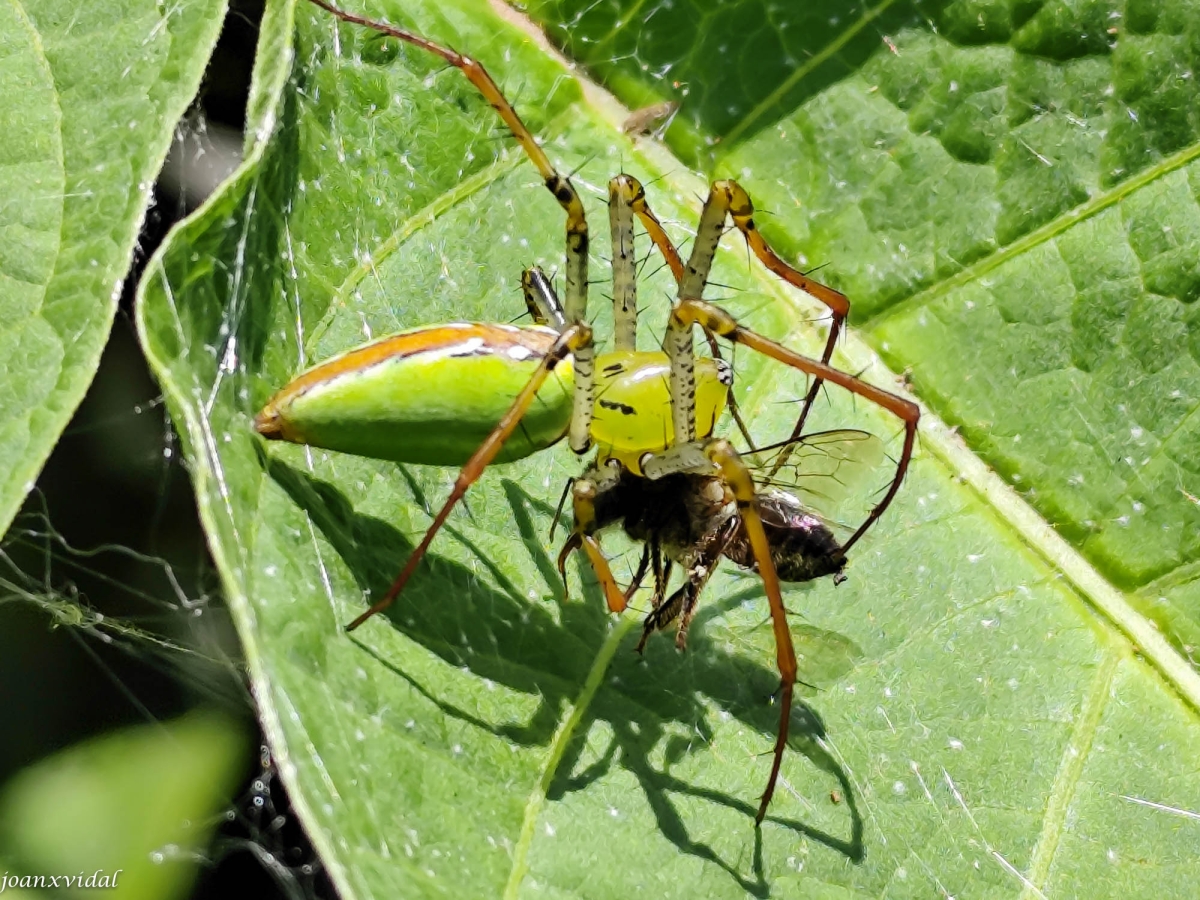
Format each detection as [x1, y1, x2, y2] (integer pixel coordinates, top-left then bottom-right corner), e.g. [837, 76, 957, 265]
[672, 298, 918, 554]
[521, 266, 566, 329]
[664, 179, 849, 449]
[609, 174, 755, 448]
[616, 175, 684, 284]
[565, 476, 628, 613]
[711, 180, 848, 443]
[518, 267, 594, 453]
[305, 0, 596, 454]
[608, 175, 640, 351]
[345, 324, 592, 631]
[703, 439, 794, 826]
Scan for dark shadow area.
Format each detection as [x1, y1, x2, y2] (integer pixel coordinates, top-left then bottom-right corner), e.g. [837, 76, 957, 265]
[265, 457, 866, 891]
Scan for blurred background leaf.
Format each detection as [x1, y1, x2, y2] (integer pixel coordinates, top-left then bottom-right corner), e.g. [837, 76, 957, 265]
[0, 3, 329, 897]
[0, 712, 245, 900]
[0, 0, 228, 534]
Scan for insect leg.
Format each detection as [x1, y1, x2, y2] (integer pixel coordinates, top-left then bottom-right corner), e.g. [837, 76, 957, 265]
[632, 500, 732, 652]
[651, 544, 671, 609]
[675, 518, 738, 650]
[703, 439, 793, 825]
[673, 298, 919, 554]
[623, 543, 652, 603]
[673, 586, 701, 651]
[635, 552, 717, 654]
[635, 586, 685, 654]
[346, 323, 592, 631]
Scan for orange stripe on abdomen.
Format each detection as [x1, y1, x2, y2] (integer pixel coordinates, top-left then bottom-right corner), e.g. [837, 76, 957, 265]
[270, 323, 560, 401]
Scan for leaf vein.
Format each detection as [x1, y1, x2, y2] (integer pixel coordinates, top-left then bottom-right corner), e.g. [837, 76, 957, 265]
[720, 0, 900, 149]
[503, 611, 638, 899]
[1020, 651, 1119, 898]
[867, 139, 1200, 332]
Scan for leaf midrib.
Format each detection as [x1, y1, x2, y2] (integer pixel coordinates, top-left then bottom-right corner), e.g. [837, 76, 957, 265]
[503, 612, 638, 899]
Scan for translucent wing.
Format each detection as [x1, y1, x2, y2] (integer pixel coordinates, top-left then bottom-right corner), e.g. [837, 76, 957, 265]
[744, 429, 887, 530]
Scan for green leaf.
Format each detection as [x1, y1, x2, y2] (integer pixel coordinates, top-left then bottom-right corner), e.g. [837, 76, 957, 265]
[0, 711, 246, 900]
[138, 0, 1200, 897]
[0, 0, 227, 536]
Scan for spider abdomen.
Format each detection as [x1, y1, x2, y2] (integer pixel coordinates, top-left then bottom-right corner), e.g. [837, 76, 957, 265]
[254, 322, 575, 465]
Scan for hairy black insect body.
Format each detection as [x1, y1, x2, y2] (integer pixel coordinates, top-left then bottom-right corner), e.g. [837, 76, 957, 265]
[585, 467, 846, 649]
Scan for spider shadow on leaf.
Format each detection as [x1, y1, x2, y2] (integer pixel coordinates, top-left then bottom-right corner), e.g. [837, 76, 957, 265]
[503, 478, 867, 871]
[263, 456, 864, 889]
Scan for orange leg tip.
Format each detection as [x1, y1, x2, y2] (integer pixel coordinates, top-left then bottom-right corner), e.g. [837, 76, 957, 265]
[580, 536, 626, 613]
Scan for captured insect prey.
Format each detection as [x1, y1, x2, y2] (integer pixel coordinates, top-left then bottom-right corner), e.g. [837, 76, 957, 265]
[565, 465, 849, 657]
[256, 0, 919, 826]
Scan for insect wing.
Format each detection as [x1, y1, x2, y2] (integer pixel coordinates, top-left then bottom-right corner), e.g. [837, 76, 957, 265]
[745, 429, 887, 530]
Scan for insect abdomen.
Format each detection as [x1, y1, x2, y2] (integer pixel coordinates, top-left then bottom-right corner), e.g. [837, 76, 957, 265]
[725, 489, 846, 582]
[255, 323, 574, 465]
